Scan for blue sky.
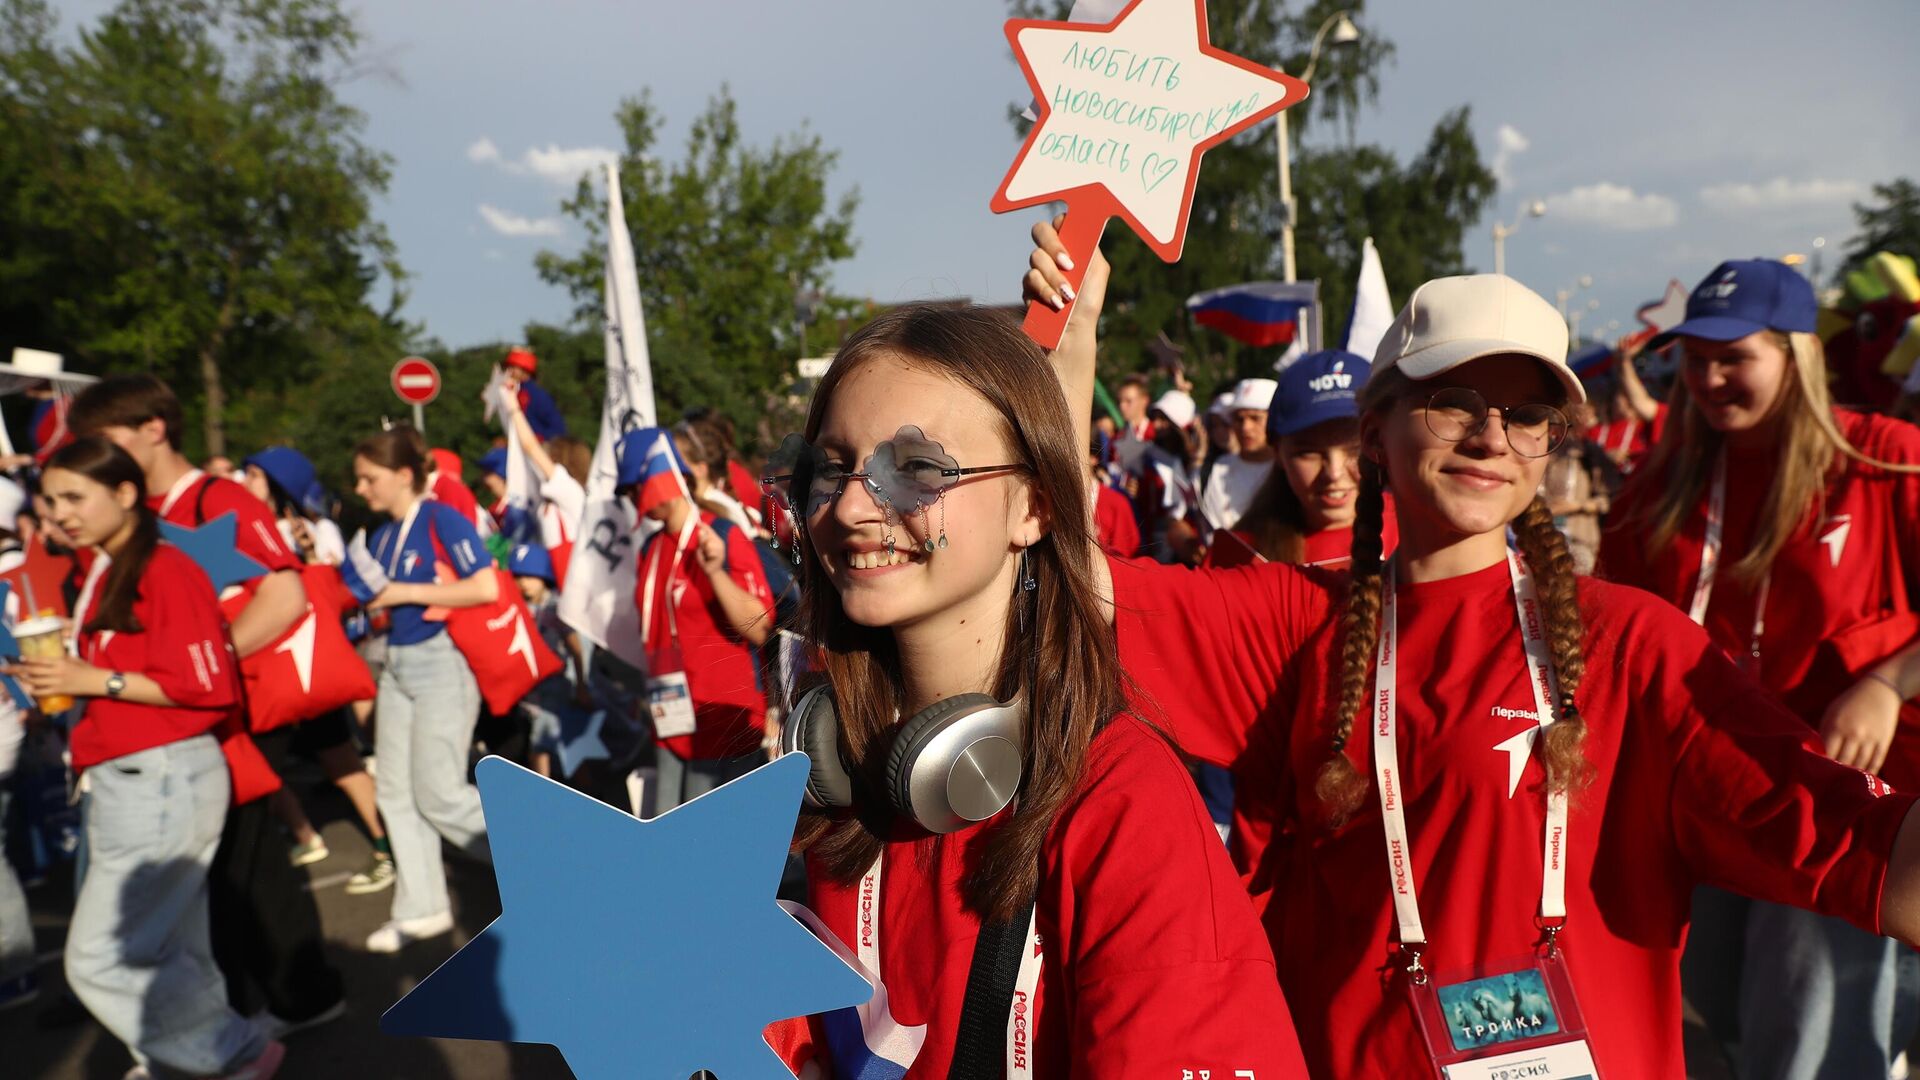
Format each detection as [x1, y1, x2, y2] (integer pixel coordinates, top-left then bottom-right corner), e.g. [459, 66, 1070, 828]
[59, 0, 1920, 351]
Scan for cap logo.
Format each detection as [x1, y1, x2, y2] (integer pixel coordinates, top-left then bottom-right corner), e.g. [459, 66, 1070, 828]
[1306, 370, 1353, 392]
[1700, 269, 1738, 301]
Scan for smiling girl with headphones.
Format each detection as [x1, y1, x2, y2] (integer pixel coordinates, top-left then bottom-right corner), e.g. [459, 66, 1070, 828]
[765, 305, 1308, 1078]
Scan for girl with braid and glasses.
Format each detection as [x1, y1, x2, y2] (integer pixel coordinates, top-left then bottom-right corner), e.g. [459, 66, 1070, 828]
[1023, 222, 1920, 1079]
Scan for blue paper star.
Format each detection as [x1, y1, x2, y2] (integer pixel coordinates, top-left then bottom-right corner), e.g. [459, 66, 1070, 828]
[382, 754, 871, 1079]
[553, 707, 609, 780]
[159, 513, 269, 592]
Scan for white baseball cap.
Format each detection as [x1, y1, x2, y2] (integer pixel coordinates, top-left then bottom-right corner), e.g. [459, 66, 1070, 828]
[1371, 274, 1584, 404]
[1150, 390, 1196, 429]
[1225, 378, 1279, 413]
[1207, 392, 1236, 419]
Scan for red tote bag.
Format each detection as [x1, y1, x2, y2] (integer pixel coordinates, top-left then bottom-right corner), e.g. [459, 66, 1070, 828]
[233, 564, 378, 734]
[426, 522, 562, 715]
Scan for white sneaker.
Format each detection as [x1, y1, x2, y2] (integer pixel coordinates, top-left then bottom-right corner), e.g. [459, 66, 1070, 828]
[364, 910, 454, 954]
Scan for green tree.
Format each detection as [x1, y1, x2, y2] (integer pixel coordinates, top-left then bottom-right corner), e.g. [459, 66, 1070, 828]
[1004, 0, 1493, 397]
[0, 0, 406, 457]
[535, 88, 858, 448]
[1838, 179, 1920, 281]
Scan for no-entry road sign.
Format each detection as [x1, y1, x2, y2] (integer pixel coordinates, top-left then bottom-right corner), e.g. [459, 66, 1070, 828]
[391, 356, 442, 405]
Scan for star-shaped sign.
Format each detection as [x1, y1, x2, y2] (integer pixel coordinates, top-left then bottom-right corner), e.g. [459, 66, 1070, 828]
[992, 0, 1308, 347]
[382, 754, 871, 1079]
[159, 513, 269, 593]
[0, 582, 30, 711]
[1638, 278, 1690, 335]
[553, 707, 609, 780]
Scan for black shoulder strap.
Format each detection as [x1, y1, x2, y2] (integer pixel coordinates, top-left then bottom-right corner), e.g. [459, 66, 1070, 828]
[191, 473, 211, 525]
[947, 894, 1038, 1080]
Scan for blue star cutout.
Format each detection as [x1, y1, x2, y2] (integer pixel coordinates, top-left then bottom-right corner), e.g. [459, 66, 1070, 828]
[552, 707, 609, 780]
[382, 754, 871, 1079]
[0, 583, 29, 711]
[159, 513, 269, 592]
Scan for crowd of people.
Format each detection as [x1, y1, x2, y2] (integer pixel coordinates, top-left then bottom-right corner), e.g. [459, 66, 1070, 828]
[2, 231, 1920, 1079]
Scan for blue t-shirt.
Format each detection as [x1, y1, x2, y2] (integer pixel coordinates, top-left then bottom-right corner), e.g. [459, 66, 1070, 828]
[369, 499, 491, 646]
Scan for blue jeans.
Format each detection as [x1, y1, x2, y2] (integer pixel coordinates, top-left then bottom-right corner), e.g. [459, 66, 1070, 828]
[1738, 897, 1920, 1080]
[376, 633, 490, 923]
[0, 705, 32, 983]
[65, 736, 264, 1075]
[651, 745, 759, 816]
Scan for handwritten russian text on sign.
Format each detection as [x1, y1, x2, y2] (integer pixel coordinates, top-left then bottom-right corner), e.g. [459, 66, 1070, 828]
[991, 0, 1308, 348]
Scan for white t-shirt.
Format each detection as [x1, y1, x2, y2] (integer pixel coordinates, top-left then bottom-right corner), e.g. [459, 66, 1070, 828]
[539, 469, 586, 551]
[1199, 454, 1274, 531]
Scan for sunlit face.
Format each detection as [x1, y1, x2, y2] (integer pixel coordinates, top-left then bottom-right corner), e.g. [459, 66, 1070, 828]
[1680, 332, 1791, 435]
[40, 467, 139, 550]
[1117, 383, 1149, 424]
[1370, 355, 1560, 542]
[94, 423, 160, 477]
[503, 366, 529, 389]
[1232, 409, 1269, 456]
[353, 456, 417, 518]
[807, 354, 1040, 630]
[242, 464, 273, 505]
[1277, 417, 1361, 532]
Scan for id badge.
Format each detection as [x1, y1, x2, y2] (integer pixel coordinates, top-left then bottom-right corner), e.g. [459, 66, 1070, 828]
[1409, 951, 1599, 1079]
[646, 646, 697, 740]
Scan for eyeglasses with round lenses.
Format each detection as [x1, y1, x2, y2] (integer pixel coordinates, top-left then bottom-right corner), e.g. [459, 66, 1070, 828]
[760, 427, 1029, 517]
[1421, 387, 1569, 459]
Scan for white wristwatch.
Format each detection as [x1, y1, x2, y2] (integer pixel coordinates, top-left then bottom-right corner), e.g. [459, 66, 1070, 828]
[104, 672, 127, 698]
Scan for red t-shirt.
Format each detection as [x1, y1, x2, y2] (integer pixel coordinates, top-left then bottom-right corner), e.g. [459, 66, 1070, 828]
[70, 544, 244, 770]
[636, 511, 774, 760]
[773, 716, 1309, 1078]
[1602, 409, 1920, 784]
[1206, 496, 1400, 570]
[1091, 482, 1140, 558]
[1110, 554, 1914, 1078]
[1590, 402, 1669, 473]
[150, 470, 302, 638]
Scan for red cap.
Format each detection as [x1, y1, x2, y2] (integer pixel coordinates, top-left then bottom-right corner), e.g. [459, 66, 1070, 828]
[431, 448, 462, 478]
[504, 346, 538, 375]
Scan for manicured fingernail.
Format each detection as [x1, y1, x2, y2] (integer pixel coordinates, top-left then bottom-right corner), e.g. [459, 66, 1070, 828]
[1056, 252, 1076, 272]
[1050, 292, 1066, 310]
[1060, 282, 1076, 302]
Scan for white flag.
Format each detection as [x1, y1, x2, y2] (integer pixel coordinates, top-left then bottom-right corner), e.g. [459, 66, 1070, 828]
[1345, 237, 1393, 362]
[489, 368, 540, 544]
[558, 163, 660, 666]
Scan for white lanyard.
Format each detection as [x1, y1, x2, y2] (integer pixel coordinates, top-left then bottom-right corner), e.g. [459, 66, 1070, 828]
[70, 554, 112, 658]
[384, 500, 424, 579]
[639, 515, 697, 649]
[1609, 417, 1637, 458]
[156, 468, 205, 519]
[1373, 552, 1567, 981]
[1688, 455, 1770, 666]
[858, 852, 1042, 1077]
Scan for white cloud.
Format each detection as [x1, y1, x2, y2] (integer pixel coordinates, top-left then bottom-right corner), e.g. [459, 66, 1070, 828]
[1698, 177, 1866, 215]
[1491, 124, 1529, 188]
[477, 204, 564, 238]
[1544, 183, 1679, 231]
[465, 137, 502, 165]
[466, 135, 617, 186]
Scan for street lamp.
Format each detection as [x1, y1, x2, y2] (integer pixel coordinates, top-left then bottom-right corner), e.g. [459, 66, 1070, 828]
[1492, 200, 1546, 278]
[1277, 11, 1360, 282]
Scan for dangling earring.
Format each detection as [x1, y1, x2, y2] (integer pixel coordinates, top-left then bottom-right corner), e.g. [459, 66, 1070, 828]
[1016, 547, 1038, 633]
[937, 489, 949, 550]
[882, 502, 897, 556]
[786, 503, 802, 565]
[920, 505, 935, 554]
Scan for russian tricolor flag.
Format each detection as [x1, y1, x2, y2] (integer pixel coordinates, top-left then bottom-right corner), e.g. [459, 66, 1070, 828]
[1186, 281, 1318, 348]
[617, 428, 691, 516]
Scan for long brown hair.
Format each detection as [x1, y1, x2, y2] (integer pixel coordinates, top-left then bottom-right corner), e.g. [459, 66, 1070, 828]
[791, 305, 1128, 922]
[1631, 331, 1920, 586]
[46, 438, 161, 635]
[1314, 368, 1593, 825]
[1234, 464, 1308, 563]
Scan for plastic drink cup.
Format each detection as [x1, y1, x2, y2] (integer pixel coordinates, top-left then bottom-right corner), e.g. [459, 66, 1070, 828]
[14, 616, 72, 713]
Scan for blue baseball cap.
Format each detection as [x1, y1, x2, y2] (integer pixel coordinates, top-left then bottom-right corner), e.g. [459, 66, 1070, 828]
[242, 447, 325, 516]
[1267, 350, 1371, 439]
[614, 427, 689, 489]
[1650, 259, 1818, 350]
[478, 447, 508, 478]
[508, 542, 555, 585]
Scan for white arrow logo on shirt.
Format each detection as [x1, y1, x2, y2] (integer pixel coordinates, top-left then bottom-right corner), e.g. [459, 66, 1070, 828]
[274, 607, 318, 693]
[507, 610, 538, 678]
[1494, 726, 1540, 799]
[1820, 515, 1852, 568]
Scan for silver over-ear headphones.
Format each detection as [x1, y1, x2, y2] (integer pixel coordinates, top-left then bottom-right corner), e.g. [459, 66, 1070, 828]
[779, 685, 1027, 834]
